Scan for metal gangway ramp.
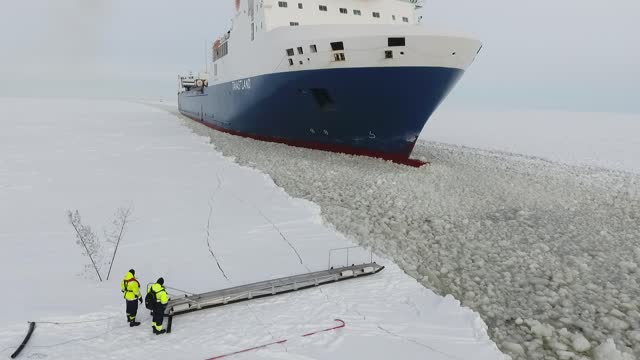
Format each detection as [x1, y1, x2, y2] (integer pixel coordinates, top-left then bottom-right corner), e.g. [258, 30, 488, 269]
[165, 247, 384, 332]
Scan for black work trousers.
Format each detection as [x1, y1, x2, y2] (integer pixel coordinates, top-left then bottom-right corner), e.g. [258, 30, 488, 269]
[126, 299, 138, 322]
[152, 303, 166, 329]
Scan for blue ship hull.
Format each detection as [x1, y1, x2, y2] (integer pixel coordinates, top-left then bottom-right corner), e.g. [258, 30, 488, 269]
[178, 66, 463, 164]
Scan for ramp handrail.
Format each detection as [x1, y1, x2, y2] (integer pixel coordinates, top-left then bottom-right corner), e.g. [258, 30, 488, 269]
[328, 246, 373, 269]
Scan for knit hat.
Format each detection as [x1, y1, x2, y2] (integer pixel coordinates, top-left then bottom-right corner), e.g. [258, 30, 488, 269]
[157, 277, 164, 285]
[129, 269, 135, 276]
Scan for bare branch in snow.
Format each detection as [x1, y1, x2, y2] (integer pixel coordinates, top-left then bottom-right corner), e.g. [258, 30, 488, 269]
[67, 210, 103, 282]
[105, 206, 133, 281]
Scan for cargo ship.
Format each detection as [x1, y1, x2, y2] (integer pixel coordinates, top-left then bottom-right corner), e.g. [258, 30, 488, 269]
[178, 0, 481, 165]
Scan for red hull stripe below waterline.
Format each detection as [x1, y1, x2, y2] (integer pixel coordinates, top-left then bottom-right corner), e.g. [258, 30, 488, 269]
[183, 115, 426, 167]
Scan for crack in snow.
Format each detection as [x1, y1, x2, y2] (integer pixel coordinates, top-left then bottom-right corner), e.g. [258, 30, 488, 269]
[229, 192, 309, 272]
[205, 174, 229, 281]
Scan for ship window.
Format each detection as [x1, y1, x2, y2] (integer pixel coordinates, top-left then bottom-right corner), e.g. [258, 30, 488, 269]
[297, 46, 303, 54]
[372, 12, 380, 18]
[353, 9, 361, 16]
[214, 63, 218, 76]
[388, 37, 405, 47]
[288, 58, 294, 66]
[385, 50, 393, 59]
[330, 41, 344, 51]
[310, 44, 317, 53]
[319, 5, 327, 11]
[333, 53, 345, 61]
[392, 15, 396, 20]
[213, 41, 229, 61]
[290, 21, 299, 26]
[278, 1, 288, 8]
[403, 17, 409, 22]
[298, 3, 303, 9]
[286, 48, 295, 56]
[339, 8, 347, 14]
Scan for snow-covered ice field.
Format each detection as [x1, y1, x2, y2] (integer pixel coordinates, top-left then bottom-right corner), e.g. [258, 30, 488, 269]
[423, 110, 640, 174]
[153, 103, 639, 360]
[0, 98, 506, 360]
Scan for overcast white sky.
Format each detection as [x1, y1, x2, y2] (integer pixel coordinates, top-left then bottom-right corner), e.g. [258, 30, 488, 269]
[0, 0, 638, 112]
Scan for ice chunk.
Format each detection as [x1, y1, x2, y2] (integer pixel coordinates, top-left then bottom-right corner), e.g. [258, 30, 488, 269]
[600, 316, 630, 331]
[526, 319, 553, 338]
[571, 333, 591, 352]
[502, 342, 525, 357]
[627, 330, 640, 343]
[593, 339, 634, 360]
[619, 261, 637, 273]
[556, 350, 576, 360]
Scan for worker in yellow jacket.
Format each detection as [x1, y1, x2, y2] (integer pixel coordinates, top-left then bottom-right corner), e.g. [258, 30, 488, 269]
[121, 269, 142, 327]
[147, 277, 169, 335]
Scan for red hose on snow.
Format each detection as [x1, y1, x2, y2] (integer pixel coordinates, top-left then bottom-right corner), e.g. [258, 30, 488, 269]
[206, 319, 346, 359]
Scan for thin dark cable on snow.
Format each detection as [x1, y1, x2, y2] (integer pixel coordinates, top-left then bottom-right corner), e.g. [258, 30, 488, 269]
[33, 316, 120, 325]
[243, 303, 289, 352]
[318, 284, 460, 360]
[316, 285, 460, 360]
[376, 325, 464, 360]
[31, 333, 104, 349]
[31, 323, 129, 349]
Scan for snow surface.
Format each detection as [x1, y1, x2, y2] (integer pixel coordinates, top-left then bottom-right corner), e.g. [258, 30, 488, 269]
[0, 98, 507, 360]
[422, 110, 640, 174]
[152, 103, 640, 360]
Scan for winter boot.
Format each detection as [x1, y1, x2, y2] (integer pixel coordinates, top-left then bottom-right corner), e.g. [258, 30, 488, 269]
[155, 329, 167, 335]
[152, 326, 158, 334]
[130, 321, 141, 327]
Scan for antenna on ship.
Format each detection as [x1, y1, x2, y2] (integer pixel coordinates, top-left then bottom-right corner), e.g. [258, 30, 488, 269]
[204, 40, 208, 73]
